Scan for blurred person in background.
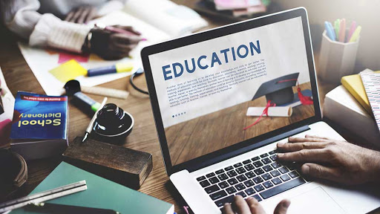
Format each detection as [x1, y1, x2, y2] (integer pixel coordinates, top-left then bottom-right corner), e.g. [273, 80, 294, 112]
[0, 0, 141, 60]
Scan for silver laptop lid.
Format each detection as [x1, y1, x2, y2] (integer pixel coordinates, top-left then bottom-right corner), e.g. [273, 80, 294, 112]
[141, 8, 321, 175]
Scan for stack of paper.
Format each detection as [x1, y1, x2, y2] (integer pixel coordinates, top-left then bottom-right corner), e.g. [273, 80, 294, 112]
[360, 72, 380, 132]
[213, 0, 271, 17]
[341, 69, 380, 114]
[324, 68, 380, 147]
[323, 85, 380, 147]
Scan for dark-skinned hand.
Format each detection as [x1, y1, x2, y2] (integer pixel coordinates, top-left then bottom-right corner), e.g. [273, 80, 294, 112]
[90, 25, 142, 60]
[222, 195, 290, 214]
[65, 6, 97, 24]
[277, 135, 380, 185]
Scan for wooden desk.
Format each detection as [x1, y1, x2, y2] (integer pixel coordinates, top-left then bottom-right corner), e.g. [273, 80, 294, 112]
[0, 1, 372, 213]
[167, 83, 314, 166]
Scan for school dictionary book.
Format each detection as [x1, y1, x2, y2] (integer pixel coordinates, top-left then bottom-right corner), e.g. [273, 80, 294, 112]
[10, 92, 68, 160]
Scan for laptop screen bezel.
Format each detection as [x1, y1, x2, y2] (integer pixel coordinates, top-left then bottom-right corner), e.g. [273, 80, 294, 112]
[141, 8, 321, 175]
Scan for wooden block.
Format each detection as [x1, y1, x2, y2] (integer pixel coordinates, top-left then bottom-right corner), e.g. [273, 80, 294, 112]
[62, 137, 152, 189]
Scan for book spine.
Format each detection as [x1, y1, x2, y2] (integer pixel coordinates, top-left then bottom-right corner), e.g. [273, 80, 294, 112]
[341, 78, 372, 114]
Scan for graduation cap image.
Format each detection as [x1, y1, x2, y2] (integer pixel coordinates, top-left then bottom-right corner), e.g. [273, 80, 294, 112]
[252, 73, 299, 105]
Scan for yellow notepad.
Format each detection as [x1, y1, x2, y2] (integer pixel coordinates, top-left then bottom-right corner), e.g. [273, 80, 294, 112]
[49, 60, 87, 83]
[341, 69, 380, 114]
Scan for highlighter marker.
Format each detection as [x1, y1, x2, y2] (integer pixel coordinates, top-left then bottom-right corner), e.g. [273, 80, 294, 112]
[338, 19, 346, 43]
[87, 63, 133, 77]
[347, 21, 357, 42]
[349, 26, 362, 43]
[324, 21, 336, 41]
[72, 92, 101, 113]
[334, 19, 340, 40]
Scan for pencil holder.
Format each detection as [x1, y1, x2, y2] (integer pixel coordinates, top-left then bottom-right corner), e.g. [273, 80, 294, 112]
[318, 31, 360, 84]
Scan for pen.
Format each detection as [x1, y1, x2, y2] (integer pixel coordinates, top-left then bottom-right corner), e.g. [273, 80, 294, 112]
[338, 18, 346, 42]
[87, 62, 133, 77]
[26, 203, 120, 214]
[324, 21, 336, 41]
[82, 97, 107, 143]
[347, 21, 357, 42]
[349, 26, 362, 43]
[105, 26, 147, 41]
[94, 24, 147, 41]
[334, 19, 340, 40]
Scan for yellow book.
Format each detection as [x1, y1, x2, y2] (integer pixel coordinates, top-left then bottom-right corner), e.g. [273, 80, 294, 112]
[341, 69, 380, 114]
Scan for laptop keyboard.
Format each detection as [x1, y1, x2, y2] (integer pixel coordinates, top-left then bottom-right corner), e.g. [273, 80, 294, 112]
[196, 150, 306, 209]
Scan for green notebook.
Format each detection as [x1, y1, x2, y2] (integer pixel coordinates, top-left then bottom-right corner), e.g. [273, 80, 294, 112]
[11, 162, 174, 214]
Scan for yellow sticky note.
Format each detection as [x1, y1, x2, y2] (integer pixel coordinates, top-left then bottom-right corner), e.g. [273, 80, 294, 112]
[49, 60, 87, 83]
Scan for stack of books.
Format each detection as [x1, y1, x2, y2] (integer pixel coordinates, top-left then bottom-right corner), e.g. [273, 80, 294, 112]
[323, 69, 380, 147]
[211, 0, 271, 17]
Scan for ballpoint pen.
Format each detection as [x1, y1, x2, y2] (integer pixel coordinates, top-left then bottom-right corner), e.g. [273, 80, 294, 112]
[94, 24, 147, 41]
[82, 97, 107, 143]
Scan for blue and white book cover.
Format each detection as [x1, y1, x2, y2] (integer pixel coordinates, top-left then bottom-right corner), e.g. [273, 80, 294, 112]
[10, 92, 68, 140]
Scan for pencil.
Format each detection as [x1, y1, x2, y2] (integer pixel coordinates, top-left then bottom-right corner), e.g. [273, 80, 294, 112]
[82, 97, 107, 143]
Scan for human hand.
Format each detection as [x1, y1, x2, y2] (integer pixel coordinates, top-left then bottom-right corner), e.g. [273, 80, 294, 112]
[90, 26, 141, 60]
[65, 6, 97, 24]
[277, 135, 380, 185]
[222, 195, 290, 214]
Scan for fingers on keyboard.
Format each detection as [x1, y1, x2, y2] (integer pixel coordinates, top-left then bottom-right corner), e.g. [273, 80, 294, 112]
[198, 150, 306, 208]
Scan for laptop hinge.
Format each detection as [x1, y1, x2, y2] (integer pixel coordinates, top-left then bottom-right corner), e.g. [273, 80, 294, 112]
[186, 125, 310, 173]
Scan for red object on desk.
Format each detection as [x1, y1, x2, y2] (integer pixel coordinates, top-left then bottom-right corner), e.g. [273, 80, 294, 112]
[58, 52, 90, 64]
[244, 100, 276, 130]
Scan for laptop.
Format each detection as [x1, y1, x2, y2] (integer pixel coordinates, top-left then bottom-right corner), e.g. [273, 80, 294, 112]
[141, 8, 380, 214]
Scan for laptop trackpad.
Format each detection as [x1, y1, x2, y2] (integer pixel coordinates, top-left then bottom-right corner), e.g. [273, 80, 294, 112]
[286, 187, 344, 214]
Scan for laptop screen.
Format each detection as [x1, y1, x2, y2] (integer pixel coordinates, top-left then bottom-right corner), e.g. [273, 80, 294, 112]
[148, 16, 315, 166]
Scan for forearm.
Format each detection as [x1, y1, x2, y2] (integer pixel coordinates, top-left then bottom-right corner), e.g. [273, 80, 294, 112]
[1, 0, 91, 53]
[30, 14, 91, 53]
[360, 148, 380, 183]
[369, 150, 380, 183]
[1, 0, 41, 39]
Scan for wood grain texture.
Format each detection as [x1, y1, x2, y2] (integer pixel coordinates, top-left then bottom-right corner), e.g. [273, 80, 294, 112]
[0, 19, 184, 212]
[167, 83, 314, 165]
[63, 137, 153, 189]
[0, 1, 378, 213]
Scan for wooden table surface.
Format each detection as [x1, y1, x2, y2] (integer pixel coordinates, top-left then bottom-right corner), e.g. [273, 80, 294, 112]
[0, 1, 377, 213]
[167, 83, 314, 166]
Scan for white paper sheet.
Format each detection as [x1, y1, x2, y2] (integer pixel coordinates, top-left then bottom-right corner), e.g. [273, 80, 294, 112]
[215, 0, 261, 11]
[124, 0, 208, 37]
[18, 11, 170, 95]
[246, 107, 293, 117]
